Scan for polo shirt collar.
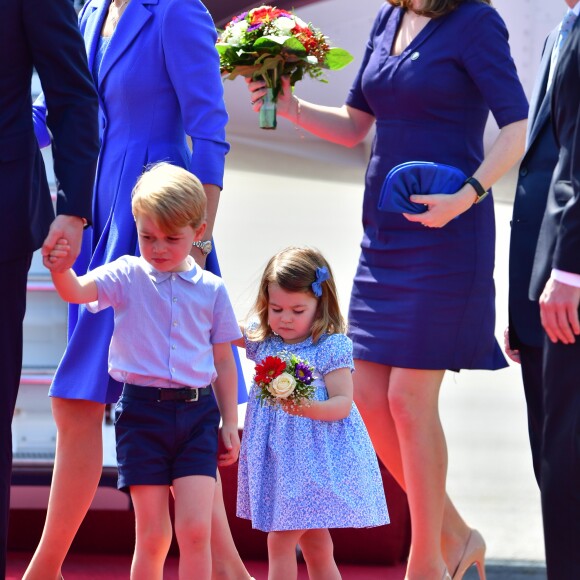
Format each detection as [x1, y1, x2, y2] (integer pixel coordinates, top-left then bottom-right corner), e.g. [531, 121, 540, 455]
[143, 256, 203, 285]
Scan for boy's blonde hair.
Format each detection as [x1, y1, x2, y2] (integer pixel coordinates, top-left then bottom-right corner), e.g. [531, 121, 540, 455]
[248, 246, 347, 344]
[131, 162, 206, 232]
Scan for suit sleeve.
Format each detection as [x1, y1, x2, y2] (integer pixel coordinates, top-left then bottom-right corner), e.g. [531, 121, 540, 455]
[23, 0, 99, 221]
[161, 0, 229, 188]
[553, 71, 580, 275]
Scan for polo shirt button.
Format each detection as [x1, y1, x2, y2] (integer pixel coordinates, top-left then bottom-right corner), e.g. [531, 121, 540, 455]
[519, 167, 528, 177]
[173, 297, 177, 303]
[172, 344, 176, 350]
[173, 321, 178, 326]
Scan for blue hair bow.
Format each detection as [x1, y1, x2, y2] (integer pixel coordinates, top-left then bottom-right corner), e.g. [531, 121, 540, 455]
[311, 267, 329, 297]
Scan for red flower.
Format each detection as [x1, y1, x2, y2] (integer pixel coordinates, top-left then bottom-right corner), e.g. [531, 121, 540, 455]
[292, 25, 324, 55]
[255, 356, 286, 385]
[249, 7, 287, 26]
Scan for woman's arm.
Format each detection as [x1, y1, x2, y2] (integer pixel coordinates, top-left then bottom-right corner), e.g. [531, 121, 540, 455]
[404, 118, 527, 228]
[191, 183, 220, 267]
[282, 367, 353, 421]
[247, 76, 375, 148]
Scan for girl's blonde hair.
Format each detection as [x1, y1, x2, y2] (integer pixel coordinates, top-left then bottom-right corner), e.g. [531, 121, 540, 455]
[131, 162, 206, 233]
[387, 0, 491, 18]
[248, 246, 346, 344]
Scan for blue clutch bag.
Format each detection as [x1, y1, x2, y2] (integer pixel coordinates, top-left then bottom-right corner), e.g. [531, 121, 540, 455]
[378, 161, 467, 214]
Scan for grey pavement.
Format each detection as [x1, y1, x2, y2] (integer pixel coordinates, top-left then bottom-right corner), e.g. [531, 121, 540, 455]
[218, 146, 547, 577]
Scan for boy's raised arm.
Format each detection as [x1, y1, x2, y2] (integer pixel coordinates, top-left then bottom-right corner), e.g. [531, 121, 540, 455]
[51, 269, 98, 304]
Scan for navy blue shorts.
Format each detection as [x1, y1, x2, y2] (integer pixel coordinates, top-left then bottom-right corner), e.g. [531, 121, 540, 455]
[114, 384, 220, 490]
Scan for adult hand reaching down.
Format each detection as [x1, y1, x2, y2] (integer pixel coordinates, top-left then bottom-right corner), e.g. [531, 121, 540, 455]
[539, 277, 580, 344]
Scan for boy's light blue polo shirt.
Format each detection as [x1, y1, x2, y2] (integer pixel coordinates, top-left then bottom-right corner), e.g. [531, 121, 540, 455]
[87, 255, 241, 389]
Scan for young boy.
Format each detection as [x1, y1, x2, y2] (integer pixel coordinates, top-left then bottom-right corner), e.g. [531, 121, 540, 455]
[49, 162, 241, 579]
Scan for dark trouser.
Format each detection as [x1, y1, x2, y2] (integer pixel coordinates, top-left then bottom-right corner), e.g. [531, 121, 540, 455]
[0, 255, 31, 578]
[541, 337, 580, 579]
[519, 343, 544, 485]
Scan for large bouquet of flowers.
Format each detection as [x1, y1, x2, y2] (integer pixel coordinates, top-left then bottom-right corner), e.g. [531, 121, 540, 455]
[217, 5, 353, 129]
[254, 352, 316, 407]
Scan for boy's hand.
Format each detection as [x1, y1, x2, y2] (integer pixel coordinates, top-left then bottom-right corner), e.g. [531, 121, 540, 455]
[44, 237, 72, 268]
[218, 422, 240, 467]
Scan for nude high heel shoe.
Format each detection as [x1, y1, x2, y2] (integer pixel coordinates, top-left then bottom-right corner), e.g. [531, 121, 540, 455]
[452, 529, 486, 580]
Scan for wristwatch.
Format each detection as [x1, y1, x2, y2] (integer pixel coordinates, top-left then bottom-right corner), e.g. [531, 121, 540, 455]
[192, 240, 213, 256]
[464, 176, 489, 204]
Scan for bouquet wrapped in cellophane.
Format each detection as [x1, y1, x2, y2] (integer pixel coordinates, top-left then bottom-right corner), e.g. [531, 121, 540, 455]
[254, 352, 316, 407]
[217, 5, 353, 129]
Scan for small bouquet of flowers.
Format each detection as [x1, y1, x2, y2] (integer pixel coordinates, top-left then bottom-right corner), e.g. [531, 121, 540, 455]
[217, 5, 353, 129]
[254, 352, 316, 407]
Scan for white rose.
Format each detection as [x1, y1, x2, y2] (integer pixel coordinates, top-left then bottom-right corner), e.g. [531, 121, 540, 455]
[224, 20, 248, 46]
[268, 372, 297, 399]
[272, 16, 295, 33]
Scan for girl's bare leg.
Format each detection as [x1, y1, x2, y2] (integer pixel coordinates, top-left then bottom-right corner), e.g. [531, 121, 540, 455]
[130, 485, 172, 580]
[211, 470, 252, 579]
[299, 528, 341, 580]
[353, 360, 472, 574]
[267, 530, 303, 580]
[23, 398, 105, 580]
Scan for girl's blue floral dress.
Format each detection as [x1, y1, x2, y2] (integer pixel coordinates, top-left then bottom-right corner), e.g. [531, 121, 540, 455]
[237, 330, 389, 532]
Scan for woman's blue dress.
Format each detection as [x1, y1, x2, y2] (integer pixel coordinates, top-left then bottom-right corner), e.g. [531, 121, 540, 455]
[346, 2, 528, 370]
[237, 331, 389, 532]
[33, 0, 247, 403]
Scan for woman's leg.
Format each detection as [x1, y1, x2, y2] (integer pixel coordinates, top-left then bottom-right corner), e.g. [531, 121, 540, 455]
[299, 529, 341, 580]
[130, 485, 172, 580]
[388, 367, 447, 578]
[353, 360, 472, 574]
[210, 470, 252, 579]
[267, 530, 303, 580]
[23, 398, 105, 580]
[173, 475, 215, 580]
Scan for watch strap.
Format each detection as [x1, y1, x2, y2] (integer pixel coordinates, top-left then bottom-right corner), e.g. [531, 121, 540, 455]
[464, 176, 488, 204]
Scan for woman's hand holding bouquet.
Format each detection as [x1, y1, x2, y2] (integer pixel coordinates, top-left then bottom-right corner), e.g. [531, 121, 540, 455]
[218, 5, 353, 129]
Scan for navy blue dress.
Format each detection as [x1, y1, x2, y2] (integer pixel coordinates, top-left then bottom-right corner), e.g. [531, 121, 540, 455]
[346, 2, 528, 370]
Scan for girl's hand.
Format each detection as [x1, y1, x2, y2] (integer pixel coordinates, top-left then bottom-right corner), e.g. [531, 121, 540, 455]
[218, 422, 240, 467]
[403, 187, 475, 228]
[280, 398, 311, 417]
[246, 75, 293, 117]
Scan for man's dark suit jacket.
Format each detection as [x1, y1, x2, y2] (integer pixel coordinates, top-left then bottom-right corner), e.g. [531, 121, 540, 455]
[0, 0, 99, 263]
[530, 19, 580, 297]
[509, 28, 560, 349]
[0, 0, 98, 574]
[528, 14, 580, 578]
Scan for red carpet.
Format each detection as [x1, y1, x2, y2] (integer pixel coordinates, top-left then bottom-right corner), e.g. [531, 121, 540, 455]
[7, 552, 405, 579]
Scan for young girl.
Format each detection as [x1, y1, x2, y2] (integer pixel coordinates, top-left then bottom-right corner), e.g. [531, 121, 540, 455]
[236, 246, 389, 579]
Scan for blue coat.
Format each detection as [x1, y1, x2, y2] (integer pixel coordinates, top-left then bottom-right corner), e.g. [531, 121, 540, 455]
[34, 0, 238, 404]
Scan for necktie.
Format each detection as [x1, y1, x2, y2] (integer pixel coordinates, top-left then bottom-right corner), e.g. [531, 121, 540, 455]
[548, 10, 578, 88]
